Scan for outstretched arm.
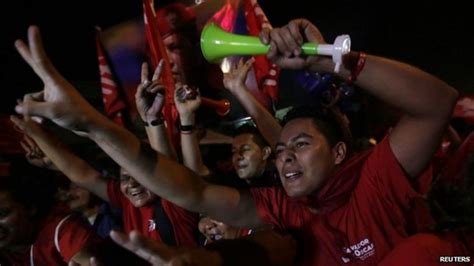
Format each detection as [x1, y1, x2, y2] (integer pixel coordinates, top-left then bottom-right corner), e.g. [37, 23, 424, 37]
[260, 19, 459, 177]
[135, 61, 177, 159]
[11, 116, 109, 201]
[223, 58, 282, 148]
[14, 26, 264, 229]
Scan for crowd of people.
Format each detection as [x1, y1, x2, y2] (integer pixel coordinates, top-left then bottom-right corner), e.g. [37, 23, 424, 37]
[1, 1, 473, 265]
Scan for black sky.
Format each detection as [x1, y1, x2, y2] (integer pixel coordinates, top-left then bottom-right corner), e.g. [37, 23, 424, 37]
[2, 0, 473, 114]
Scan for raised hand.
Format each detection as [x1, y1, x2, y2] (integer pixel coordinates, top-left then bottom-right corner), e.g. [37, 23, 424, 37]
[21, 134, 56, 170]
[259, 19, 329, 72]
[223, 58, 254, 94]
[11, 115, 58, 170]
[14, 26, 104, 135]
[174, 84, 201, 121]
[68, 257, 102, 266]
[135, 61, 166, 124]
[110, 230, 221, 266]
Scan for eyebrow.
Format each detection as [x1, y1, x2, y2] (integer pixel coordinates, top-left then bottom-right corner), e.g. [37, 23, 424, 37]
[276, 133, 313, 147]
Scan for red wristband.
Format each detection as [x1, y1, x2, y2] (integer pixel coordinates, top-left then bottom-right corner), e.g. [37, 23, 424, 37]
[347, 52, 367, 85]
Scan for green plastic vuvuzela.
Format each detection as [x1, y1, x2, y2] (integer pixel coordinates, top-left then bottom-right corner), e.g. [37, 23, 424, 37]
[200, 23, 351, 72]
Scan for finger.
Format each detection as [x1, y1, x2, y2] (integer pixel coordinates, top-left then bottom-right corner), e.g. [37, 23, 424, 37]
[15, 100, 55, 119]
[135, 81, 145, 100]
[24, 91, 45, 102]
[298, 19, 324, 44]
[129, 231, 169, 265]
[271, 29, 291, 56]
[23, 134, 37, 149]
[242, 58, 255, 73]
[90, 257, 103, 266]
[259, 28, 271, 44]
[20, 141, 32, 154]
[174, 86, 187, 103]
[68, 261, 80, 266]
[267, 41, 278, 61]
[280, 26, 301, 56]
[10, 115, 26, 131]
[27, 26, 60, 82]
[288, 20, 303, 55]
[111, 230, 164, 264]
[149, 84, 166, 95]
[141, 62, 149, 84]
[14, 39, 34, 68]
[152, 59, 164, 81]
[238, 57, 244, 68]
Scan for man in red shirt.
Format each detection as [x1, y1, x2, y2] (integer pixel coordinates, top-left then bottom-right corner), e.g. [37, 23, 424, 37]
[0, 174, 100, 265]
[13, 17, 458, 265]
[12, 121, 199, 247]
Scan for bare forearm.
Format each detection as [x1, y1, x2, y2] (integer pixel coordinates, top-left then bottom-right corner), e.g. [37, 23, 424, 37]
[88, 119, 207, 210]
[180, 113, 210, 176]
[337, 53, 458, 118]
[30, 132, 100, 186]
[181, 132, 210, 176]
[145, 125, 177, 160]
[232, 86, 281, 148]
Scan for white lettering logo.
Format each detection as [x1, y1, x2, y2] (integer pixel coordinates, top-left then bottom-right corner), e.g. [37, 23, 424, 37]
[341, 238, 375, 263]
[439, 256, 470, 263]
[148, 219, 156, 232]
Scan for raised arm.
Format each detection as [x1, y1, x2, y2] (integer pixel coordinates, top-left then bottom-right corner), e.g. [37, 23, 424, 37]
[260, 19, 459, 177]
[223, 58, 282, 148]
[14, 26, 263, 229]
[174, 85, 210, 176]
[10, 116, 108, 201]
[135, 61, 177, 159]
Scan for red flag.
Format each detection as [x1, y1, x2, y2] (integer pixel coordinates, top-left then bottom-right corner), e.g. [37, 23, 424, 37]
[143, 0, 178, 146]
[95, 29, 128, 126]
[243, 0, 280, 102]
[211, 0, 280, 106]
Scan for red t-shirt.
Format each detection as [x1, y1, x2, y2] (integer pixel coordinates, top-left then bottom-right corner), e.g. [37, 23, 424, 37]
[1, 206, 100, 265]
[379, 232, 473, 266]
[107, 180, 198, 247]
[251, 137, 427, 265]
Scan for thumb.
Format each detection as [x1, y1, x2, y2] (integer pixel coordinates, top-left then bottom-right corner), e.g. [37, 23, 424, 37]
[259, 28, 271, 45]
[15, 99, 56, 119]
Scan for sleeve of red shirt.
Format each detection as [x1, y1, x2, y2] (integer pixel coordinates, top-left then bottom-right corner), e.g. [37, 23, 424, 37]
[161, 199, 199, 247]
[57, 215, 101, 262]
[107, 179, 125, 208]
[379, 233, 452, 266]
[356, 136, 429, 214]
[250, 187, 308, 229]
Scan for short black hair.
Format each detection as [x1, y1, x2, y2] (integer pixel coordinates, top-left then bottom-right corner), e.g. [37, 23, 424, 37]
[233, 124, 269, 149]
[282, 104, 352, 149]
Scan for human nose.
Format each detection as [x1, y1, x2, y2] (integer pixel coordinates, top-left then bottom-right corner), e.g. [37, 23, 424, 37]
[127, 178, 139, 188]
[165, 49, 175, 67]
[279, 148, 295, 163]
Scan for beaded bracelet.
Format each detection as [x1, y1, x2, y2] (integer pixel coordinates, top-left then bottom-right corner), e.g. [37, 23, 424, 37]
[346, 52, 367, 85]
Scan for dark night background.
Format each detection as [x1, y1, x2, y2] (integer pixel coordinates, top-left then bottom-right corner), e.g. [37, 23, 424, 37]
[1, 0, 473, 115]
